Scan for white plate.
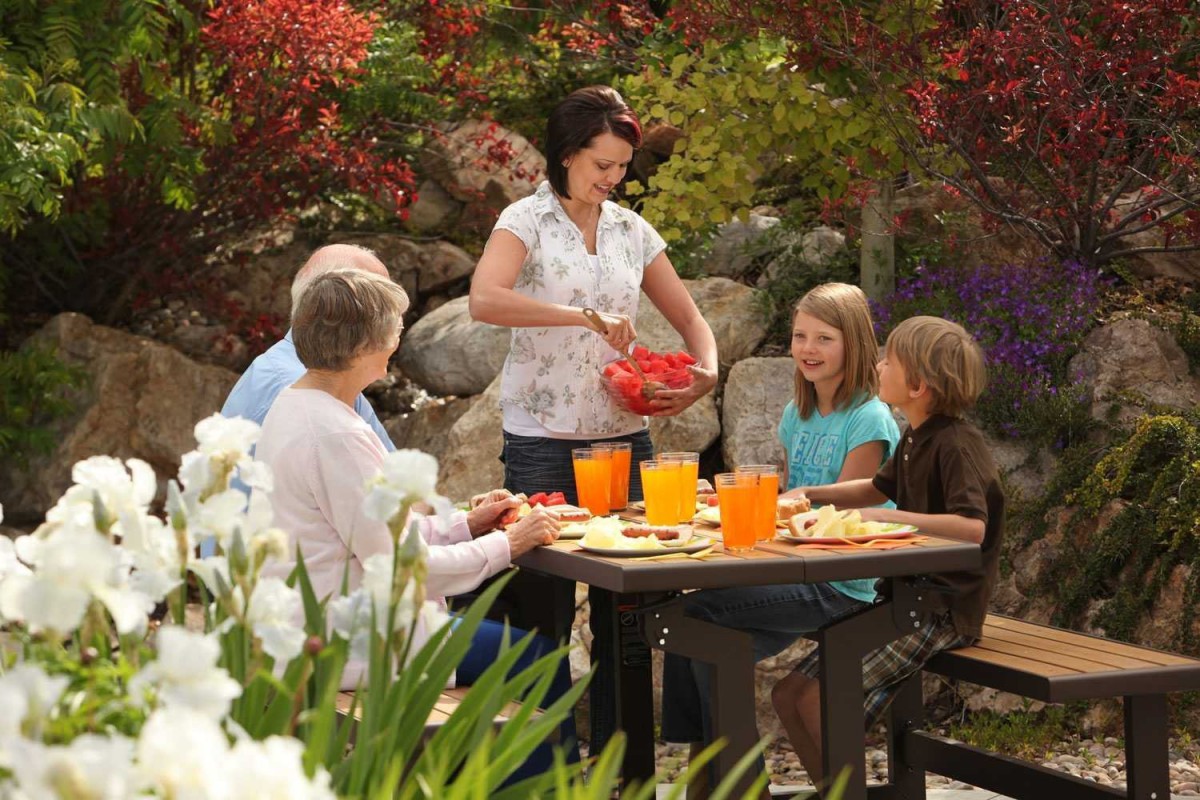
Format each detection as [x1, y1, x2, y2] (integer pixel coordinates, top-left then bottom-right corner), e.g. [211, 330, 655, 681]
[775, 524, 919, 544]
[577, 539, 712, 558]
[557, 522, 590, 540]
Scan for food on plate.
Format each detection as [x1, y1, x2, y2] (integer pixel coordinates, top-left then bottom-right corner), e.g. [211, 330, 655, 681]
[704, 494, 720, 507]
[600, 346, 696, 415]
[786, 505, 910, 539]
[694, 505, 720, 524]
[547, 505, 591, 523]
[527, 491, 568, 507]
[579, 518, 693, 550]
[696, 478, 715, 497]
[622, 523, 682, 541]
[777, 496, 811, 519]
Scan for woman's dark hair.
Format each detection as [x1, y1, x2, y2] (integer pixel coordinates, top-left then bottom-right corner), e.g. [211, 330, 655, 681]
[545, 86, 643, 198]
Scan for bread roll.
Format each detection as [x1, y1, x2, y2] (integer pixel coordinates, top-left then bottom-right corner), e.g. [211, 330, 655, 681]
[777, 496, 811, 519]
[787, 514, 817, 538]
[548, 505, 591, 523]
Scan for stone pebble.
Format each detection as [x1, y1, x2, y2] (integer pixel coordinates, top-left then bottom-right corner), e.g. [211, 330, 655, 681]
[607, 736, 1200, 792]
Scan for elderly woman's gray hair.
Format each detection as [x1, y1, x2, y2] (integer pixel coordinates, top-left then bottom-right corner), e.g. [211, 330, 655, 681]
[293, 270, 410, 371]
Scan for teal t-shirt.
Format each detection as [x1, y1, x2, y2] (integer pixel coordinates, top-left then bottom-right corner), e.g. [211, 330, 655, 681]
[777, 394, 901, 602]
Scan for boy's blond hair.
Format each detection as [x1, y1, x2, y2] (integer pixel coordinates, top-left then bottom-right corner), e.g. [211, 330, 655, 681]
[792, 283, 881, 419]
[885, 316, 987, 417]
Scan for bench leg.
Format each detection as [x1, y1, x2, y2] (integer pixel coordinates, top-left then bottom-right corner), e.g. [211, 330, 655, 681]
[1124, 694, 1169, 800]
[886, 674, 926, 800]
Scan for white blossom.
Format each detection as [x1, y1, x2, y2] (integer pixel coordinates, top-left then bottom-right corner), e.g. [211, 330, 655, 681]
[0, 664, 69, 745]
[189, 556, 232, 598]
[45, 456, 157, 535]
[6, 733, 135, 800]
[363, 449, 451, 524]
[0, 525, 154, 635]
[224, 736, 335, 800]
[245, 578, 306, 666]
[134, 708, 229, 799]
[129, 627, 241, 720]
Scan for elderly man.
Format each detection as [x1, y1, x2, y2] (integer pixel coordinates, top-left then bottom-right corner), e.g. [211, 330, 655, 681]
[221, 243, 395, 447]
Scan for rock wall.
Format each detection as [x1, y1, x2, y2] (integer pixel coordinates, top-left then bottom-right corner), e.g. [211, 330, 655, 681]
[1, 313, 237, 520]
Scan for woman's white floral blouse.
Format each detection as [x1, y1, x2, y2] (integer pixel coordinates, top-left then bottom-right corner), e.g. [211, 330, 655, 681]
[493, 181, 667, 436]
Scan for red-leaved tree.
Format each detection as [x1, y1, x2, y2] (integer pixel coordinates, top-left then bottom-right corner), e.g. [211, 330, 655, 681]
[672, 0, 1200, 267]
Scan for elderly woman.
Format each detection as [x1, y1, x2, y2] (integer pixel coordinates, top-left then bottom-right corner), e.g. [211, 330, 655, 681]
[257, 269, 578, 777]
[469, 85, 720, 752]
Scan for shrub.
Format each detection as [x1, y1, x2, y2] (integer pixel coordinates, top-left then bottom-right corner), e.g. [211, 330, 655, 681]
[873, 259, 1104, 443]
[0, 345, 85, 467]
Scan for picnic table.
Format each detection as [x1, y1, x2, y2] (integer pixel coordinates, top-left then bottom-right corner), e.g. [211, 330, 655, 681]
[514, 516, 981, 799]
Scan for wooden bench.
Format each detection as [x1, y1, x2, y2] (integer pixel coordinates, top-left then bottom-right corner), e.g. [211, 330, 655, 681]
[881, 614, 1200, 800]
[335, 687, 536, 745]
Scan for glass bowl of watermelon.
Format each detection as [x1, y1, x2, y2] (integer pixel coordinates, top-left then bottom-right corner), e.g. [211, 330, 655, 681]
[599, 346, 696, 415]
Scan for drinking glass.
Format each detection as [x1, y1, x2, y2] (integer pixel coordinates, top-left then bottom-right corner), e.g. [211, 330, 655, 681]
[593, 442, 632, 511]
[736, 464, 781, 541]
[660, 451, 700, 523]
[640, 459, 682, 526]
[715, 472, 758, 552]
[572, 448, 612, 516]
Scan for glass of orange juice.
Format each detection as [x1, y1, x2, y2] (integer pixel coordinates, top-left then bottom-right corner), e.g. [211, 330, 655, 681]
[593, 441, 632, 511]
[640, 459, 682, 526]
[715, 472, 758, 552]
[736, 464, 780, 541]
[572, 448, 612, 516]
[660, 452, 700, 523]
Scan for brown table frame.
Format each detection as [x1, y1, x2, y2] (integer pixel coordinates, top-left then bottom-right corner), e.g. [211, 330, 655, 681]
[515, 532, 980, 798]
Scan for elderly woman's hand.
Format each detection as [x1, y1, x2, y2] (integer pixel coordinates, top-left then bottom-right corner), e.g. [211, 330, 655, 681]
[505, 509, 559, 558]
[647, 362, 718, 417]
[467, 493, 522, 536]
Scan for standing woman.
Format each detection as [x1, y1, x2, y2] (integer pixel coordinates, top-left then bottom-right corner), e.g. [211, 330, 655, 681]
[469, 85, 719, 752]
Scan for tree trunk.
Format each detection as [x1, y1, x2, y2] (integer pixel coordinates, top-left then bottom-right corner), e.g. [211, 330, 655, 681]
[860, 178, 895, 300]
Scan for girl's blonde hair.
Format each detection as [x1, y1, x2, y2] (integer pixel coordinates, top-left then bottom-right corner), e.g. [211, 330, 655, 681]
[792, 283, 880, 419]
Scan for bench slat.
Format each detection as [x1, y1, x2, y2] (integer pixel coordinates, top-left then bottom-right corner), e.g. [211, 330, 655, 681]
[978, 625, 1164, 671]
[970, 634, 1157, 674]
[983, 617, 1197, 667]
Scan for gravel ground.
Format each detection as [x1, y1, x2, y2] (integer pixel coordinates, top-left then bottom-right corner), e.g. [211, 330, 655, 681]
[581, 735, 1200, 794]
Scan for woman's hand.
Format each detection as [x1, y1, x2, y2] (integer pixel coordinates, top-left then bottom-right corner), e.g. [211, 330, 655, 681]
[467, 493, 521, 536]
[588, 311, 637, 354]
[647, 362, 718, 416]
[505, 509, 560, 558]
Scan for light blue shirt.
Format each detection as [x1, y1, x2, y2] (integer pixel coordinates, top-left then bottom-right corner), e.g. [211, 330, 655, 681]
[778, 394, 901, 603]
[203, 330, 395, 556]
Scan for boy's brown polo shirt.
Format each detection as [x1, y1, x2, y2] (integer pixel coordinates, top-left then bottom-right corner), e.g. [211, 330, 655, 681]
[872, 414, 1005, 639]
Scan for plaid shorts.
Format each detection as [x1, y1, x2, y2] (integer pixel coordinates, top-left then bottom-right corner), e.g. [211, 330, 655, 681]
[793, 613, 975, 727]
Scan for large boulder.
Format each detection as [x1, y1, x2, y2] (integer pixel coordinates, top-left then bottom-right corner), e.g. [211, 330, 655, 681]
[384, 397, 474, 465]
[649, 394, 721, 455]
[438, 376, 505, 503]
[407, 179, 465, 233]
[326, 234, 478, 300]
[423, 119, 545, 222]
[396, 297, 510, 396]
[721, 357, 794, 469]
[759, 225, 847, 287]
[219, 239, 313, 324]
[1068, 317, 1200, 424]
[702, 214, 781, 278]
[0, 314, 238, 521]
[637, 278, 767, 365]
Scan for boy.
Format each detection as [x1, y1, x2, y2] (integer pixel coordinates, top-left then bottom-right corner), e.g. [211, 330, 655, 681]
[771, 316, 1005, 791]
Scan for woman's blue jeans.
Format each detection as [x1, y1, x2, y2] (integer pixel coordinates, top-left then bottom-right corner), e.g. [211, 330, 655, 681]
[500, 428, 654, 757]
[456, 617, 581, 783]
[659, 582, 868, 744]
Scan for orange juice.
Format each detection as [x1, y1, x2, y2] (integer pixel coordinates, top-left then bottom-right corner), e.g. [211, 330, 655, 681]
[641, 460, 682, 526]
[572, 448, 612, 516]
[661, 452, 700, 523]
[715, 472, 758, 552]
[736, 465, 780, 541]
[594, 442, 632, 511]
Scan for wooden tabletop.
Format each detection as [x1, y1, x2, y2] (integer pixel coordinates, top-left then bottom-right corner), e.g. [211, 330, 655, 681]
[514, 525, 981, 594]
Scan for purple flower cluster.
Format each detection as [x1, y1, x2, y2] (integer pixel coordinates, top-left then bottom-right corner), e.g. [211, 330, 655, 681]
[873, 259, 1105, 438]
